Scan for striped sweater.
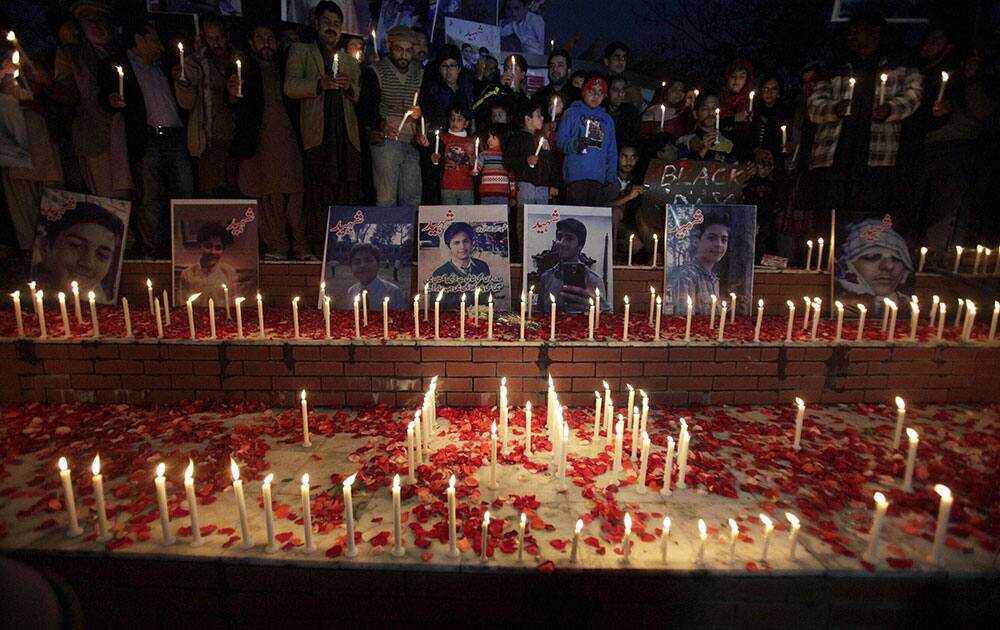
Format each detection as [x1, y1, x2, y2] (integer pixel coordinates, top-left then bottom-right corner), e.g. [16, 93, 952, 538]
[476, 148, 510, 198]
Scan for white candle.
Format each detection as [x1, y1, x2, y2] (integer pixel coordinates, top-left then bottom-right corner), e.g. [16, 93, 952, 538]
[323, 296, 331, 338]
[434, 290, 443, 339]
[863, 491, 889, 563]
[661, 517, 671, 563]
[474, 137, 480, 164]
[488, 420, 499, 489]
[256, 293, 265, 338]
[954, 297, 964, 327]
[936, 70, 949, 102]
[676, 420, 690, 489]
[834, 301, 844, 341]
[639, 391, 649, 441]
[301, 473, 315, 553]
[341, 473, 358, 557]
[929, 484, 953, 565]
[558, 422, 568, 490]
[10, 291, 24, 337]
[928, 294, 940, 327]
[223, 283, 230, 318]
[261, 473, 278, 553]
[793, 397, 805, 450]
[551, 96, 558, 122]
[162, 288, 171, 323]
[412, 295, 420, 339]
[115, 64, 124, 98]
[878, 72, 887, 105]
[892, 396, 906, 449]
[809, 298, 821, 341]
[651, 233, 659, 268]
[424, 283, 429, 321]
[86, 291, 99, 338]
[362, 290, 368, 325]
[154, 462, 175, 544]
[154, 297, 163, 338]
[989, 300, 999, 342]
[57, 457, 83, 537]
[622, 295, 631, 340]
[35, 291, 46, 338]
[353, 294, 361, 338]
[886, 301, 898, 342]
[528, 285, 535, 319]
[729, 292, 737, 323]
[204, 297, 214, 338]
[434, 129, 440, 154]
[300, 389, 311, 447]
[481, 511, 491, 562]
[714, 107, 720, 133]
[459, 293, 466, 339]
[785, 300, 795, 342]
[388, 474, 404, 556]
[612, 417, 624, 476]
[760, 513, 774, 562]
[58, 292, 71, 338]
[918, 247, 928, 273]
[236, 59, 242, 97]
[697, 518, 707, 564]
[383, 296, 390, 339]
[472, 287, 481, 325]
[748, 90, 755, 114]
[627, 234, 634, 266]
[71, 280, 82, 323]
[856, 304, 868, 342]
[937, 303, 946, 340]
[655, 296, 663, 340]
[816, 238, 825, 272]
[786, 512, 800, 559]
[440, 474, 457, 559]
[709, 294, 718, 329]
[638, 432, 650, 493]
[953, 245, 963, 273]
[569, 518, 584, 563]
[729, 518, 739, 565]
[332, 52, 339, 76]
[122, 297, 132, 338]
[648, 286, 656, 326]
[909, 301, 919, 341]
[292, 296, 300, 338]
[235, 297, 245, 338]
[717, 301, 727, 341]
[549, 293, 556, 340]
[659, 103, 666, 129]
[780, 124, 787, 149]
[90, 455, 110, 541]
[184, 460, 203, 546]
[902, 427, 919, 491]
[973, 244, 984, 274]
[685, 296, 693, 341]
[146, 279, 155, 317]
[519, 291, 526, 341]
[178, 42, 185, 80]
[615, 512, 630, 564]
[230, 458, 253, 549]
[499, 378, 509, 452]
[406, 422, 416, 483]
[487, 293, 494, 339]
[186, 293, 200, 339]
[805, 240, 813, 271]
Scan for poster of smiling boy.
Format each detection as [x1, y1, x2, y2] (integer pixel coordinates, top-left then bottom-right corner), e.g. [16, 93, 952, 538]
[417, 205, 511, 311]
[832, 213, 914, 318]
[663, 204, 756, 317]
[321, 206, 415, 311]
[172, 199, 258, 307]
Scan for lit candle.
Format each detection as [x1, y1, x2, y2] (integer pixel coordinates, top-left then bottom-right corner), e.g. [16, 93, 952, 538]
[697, 518, 707, 564]
[163, 288, 172, 322]
[785, 300, 795, 342]
[709, 294, 718, 329]
[488, 420, 499, 489]
[487, 293, 494, 339]
[953, 245, 963, 273]
[834, 300, 844, 341]
[154, 462, 175, 545]
[676, 419, 690, 488]
[989, 300, 999, 342]
[902, 427, 919, 492]
[717, 301, 727, 341]
[878, 72, 887, 105]
[685, 296, 693, 341]
[334, 473, 355, 559]
[57, 292, 71, 338]
[594, 288, 601, 328]
[729, 518, 738, 565]
[234, 297, 245, 338]
[424, 283, 429, 321]
[816, 238, 825, 272]
[621, 512, 633, 563]
[332, 52, 339, 76]
[185, 293, 200, 339]
[935, 70, 949, 103]
[612, 417, 624, 476]
[780, 124, 787, 149]
[793, 397, 805, 450]
[499, 377, 509, 452]
[590, 392, 603, 443]
[549, 293, 556, 340]
[222, 283, 230, 318]
[803, 297, 813, 330]
[434, 129, 440, 154]
[786, 513, 800, 559]
[651, 233, 659, 268]
[35, 290, 46, 338]
[115, 64, 124, 98]
[519, 291, 526, 341]
[886, 300, 898, 342]
[530, 137, 544, 166]
[570, 518, 584, 563]
[362, 290, 368, 325]
[435, 289, 443, 339]
[862, 491, 889, 563]
[260, 473, 278, 553]
[520, 400, 531, 456]
[412, 295, 420, 339]
[937, 303, 946, 340]
[256, 293, 265, 339]
[558, 421, 568, 490]
[474, 136, 480, 164]
[648, 286, 656, 326]
[184, 460, 203, 546]
[892, 396, 906, 449]
[323, 296, 331, 338]
[71, 280, 82, 322]
[660, 517, 671, 563]
[528, 285, 535, 319]
[459, 293, 466, 339]
[353, 294, 361, 338]
[10, 291, 24, 337]
[973, 244, 984, 274]
[929, 484, 953, 565]
[146, 279, 155, 317]
[760, 513, 774, 562]
[659, 103, 666, 129]
[809, 298, 821, 341]
[385, 474, 403, 556]
[918, 247, 928, 273]
[236, 59, 242, 97]
[406, 421, 416, 483]
[517, 512, 527, 561]
[639, 391, 649, 444]
[88, 454, 111, 541]
[856, 304, 867, 342]
[56, 457, 83, 537]
[655, 296, 663, 340]
[300, 389, 311, 447]
[122, 297, 132, 338]
[638, 432, 650, 493]
[954, 297, 964, 327]
[805, 239, 813, 271]
[962, 302, 977, 342]
[292, 296, 301, 338]
[909, 301, 919, 341]
[178, 42, 186, 80]
[154, 297, 163, 338]
[748, 90, 755, 114]
[627, 234, 635, 266]
[383, 296, 390, 339]
[622, 295, 631, 340]
[480, 511, 491, 562]
[929, 294, 940, 327]
[473, 287, 481, 325]
[729, 292, 736, 323]
[551, 96, 558, 122]
[846, 75, 856, 107]
[83, 290, 98, 338]
[301, 473, 315, 553]
[229, 458, 252, 549]
[714, 107, 720, 133]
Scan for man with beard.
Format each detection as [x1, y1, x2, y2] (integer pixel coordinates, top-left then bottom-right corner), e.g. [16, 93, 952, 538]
[178, 221, 238, 304]
[284, 1, 362, 251]
[359, 26, 425, 207]
[230, 23, 310, 261]
[533, 49, 571, 118]
[174, 12, 238, 196]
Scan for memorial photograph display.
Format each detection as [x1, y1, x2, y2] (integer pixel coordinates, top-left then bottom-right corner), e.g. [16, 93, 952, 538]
[833, 213, 916, 317]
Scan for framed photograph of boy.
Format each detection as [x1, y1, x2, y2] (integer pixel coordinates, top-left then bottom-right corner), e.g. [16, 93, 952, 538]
[171, 200, 259, 307]
[523, 205, 613, 314]
[30, 189, 131, 305]
[321, 206, 415, 311]
[663, 204, 756, 317]
[417, 205, 511, 311]
[832, 213, 915, 318]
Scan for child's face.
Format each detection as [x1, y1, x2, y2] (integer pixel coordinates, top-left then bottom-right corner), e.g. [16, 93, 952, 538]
[448, 111, 468, 132]
[491, 106, 507, 123]
[582, 84, 605, 108]
[525, 109, 543, 132]
[488, 133, 501, 149]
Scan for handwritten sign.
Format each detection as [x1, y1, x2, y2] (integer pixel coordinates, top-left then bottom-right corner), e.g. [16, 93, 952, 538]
[420, 208, 456, 238]
[329, 210, 367, 238]
[642, 158, 749, 205]
[529, 208, 561, 235]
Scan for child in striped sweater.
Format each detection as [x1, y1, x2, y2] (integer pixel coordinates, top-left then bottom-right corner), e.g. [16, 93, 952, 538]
[474, 123, 513, 205]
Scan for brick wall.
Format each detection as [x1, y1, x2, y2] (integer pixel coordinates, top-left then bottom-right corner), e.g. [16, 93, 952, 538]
[3, 337, 998, 407]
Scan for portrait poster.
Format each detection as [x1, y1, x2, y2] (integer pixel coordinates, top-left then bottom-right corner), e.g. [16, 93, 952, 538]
[376, 0, 432, 54]
[499, 0, 545, 54]
[320, 206, 415, 311]
[171, 200, 258, 307]
[281, 0, 372, 35]
[663, 204, 756, 317]
[832, 213, 915, 318]
[431, 0, 501, 47]
[445, 17, 501, 63]
[417, 205, 511, 311]
[523, 205, 613, 315]
[146, 1, 242, 15]
[30, 189, 131, 305]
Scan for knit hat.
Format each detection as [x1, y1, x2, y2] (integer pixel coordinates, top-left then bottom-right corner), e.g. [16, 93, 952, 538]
[581, 75, 608, 96]
[386, 26, 415, 45]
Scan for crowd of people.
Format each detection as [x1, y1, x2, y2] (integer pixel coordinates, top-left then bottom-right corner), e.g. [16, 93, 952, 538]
[0, 1, 995, 268]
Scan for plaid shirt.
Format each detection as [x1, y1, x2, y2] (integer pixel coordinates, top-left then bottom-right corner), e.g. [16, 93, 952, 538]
[808, 63, 923, 169]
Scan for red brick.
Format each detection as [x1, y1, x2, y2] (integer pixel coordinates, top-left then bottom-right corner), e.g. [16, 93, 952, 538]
[72, 374, 121, 389]
[272, 376, 321, 391]
[689, 362, 736, 376]
[643, 362, 690, 376]
[548, 362, 595, 377]
[95, 359, 143, 374]
[446, 362, 497, 377]
[572, 348, 621, 362]
[394, 362, 446, 377]
[173, 375, 220, 389]
[473, 347, 523, 362]
[291, 347, 322, 361]
[321, 376, 371, 391]
[168, 345, 218, 360]
[144, 360, 192, 374]
[422, 346, 471, 362]
[494, 362, 539, 377]
[712, 376, 758, 390]
[715, 348, 760, 362]
[546, 347, 573, 361]
[222, 376, 272, 390]
[45, 359, 93, 374]
[850, 348, 892, 361]
[669, 347, 716, 361]
[350, 363, 395, 376]
[244, 361, 294, 376]
[293, 361, 344, 376]
[226, 345, 271, 361]
[784, 362, 826, 375]
[320, 347, 350, 361]
[369, 346, 421, 362]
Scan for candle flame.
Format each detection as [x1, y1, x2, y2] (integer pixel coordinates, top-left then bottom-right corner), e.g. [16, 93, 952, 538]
[488, 293, 493, 303]
[302, 472, 309, 486]
[786, 512, 799, 526]
[87, 290, 96, 301]
[92, 454, 101, 476]
[858, 304, 867, 313]
[156, 462, 165, 477]
[835, 300, 844, 310]
[787, 300, 795, 309]
[849, 77, 856, 86]
[520, 512, 527, 525]
[956, 245, 963, 254]
[817, 238, 824, 245]
[649, 286, 655, 295]
[178, 42, 183, 52]
[729, 518, 738, 535]
[58, 291, 65, 301]
[146, 278, 152, 288]
[663, 516, 671, 532]
[934, 484, 951, 499]
[687, 296, 693, 307]
[760, 514, 773, 530]
[407, 421, 414, 432]
[483, 510, 490, 525]
[263, 473, 273, 485]
[941, 70, 949, 81]
[257, 292, 262, 301]
[624, 512, 632, 532]
[58, 456, 68, 471]
[115, 65, 123, 76]
[436, 289, 444, 302]
[623, 295, 630, 306]
[384, 296, 390, 304]
[187, 293, 201, 304]
[525, 400, 531, 411]
[906, 427, 918, 441]
[292, 296, 300, 304]
[301, 389, 307, 401]
[895, 396, 905, 411]
[11, 290, 18, 299]
[392, 474, 400, 489]
[490, 420, 496, 435]
[795, 397, 805, 409]
[6, 31, 15, 42]
[230, 457, 240, 481]
[235, 296, 245, 305]
[36, 290, 43, 301]
[448, 474, 455, 489]
[758, 298, 764, 307]
[874, 491, 887, 505]
[344, 473, 357, 487]
[575, 518, 584, 533]
[184, 459, 194, 481]
[698, 518, 707, 539]
[642, 431, 649, 442]
[615, 418, 623, 435]
[549, 293, 555, 303]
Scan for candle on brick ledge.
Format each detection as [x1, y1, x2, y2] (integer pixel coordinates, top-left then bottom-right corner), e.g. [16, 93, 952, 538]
[184, 459, 203, 546]
[57, 292, 70, 338]
[57, 457, 83, 537]
[88, 291, 99, 338]
[753, 299, 764, 341]
[70, 280, 82, 323]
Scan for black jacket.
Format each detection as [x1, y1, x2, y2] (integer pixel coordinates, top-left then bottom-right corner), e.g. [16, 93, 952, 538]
[228, 52, 300, 160]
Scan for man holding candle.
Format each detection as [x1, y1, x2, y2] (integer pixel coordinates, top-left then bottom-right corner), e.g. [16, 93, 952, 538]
[533, 49, 572, 118]
[538, 217, 609, 314]
[677, 93, 737, 162]
[284, 1, 363, 250]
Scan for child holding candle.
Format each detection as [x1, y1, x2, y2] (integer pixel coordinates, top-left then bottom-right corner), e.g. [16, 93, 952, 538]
[430, 103, 477, 205]
[475, 124, 513, 205]
[556, 73, 618, 206]
[505, 103, 560, 205]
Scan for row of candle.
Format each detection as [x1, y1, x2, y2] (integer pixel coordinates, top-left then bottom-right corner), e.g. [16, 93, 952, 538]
[953, 244, 1000, 275]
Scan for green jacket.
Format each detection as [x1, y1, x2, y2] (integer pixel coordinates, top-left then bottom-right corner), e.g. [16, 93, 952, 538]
[283, 42, 361, 152]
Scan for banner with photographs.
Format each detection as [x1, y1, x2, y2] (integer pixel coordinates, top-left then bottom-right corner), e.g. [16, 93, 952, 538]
[321, 206, 415, 311]
[30, 189, 131, 305]
[430, 0, 501, 48]
[417, 205, 511, 311]
[281, 0, 372, 35]
[832, 213, 915, 318]
[375, 0, 433, 54]
[146, 1, 242, 15]
[445, 17, 501, 66]
[171, 200, 259, 307]
[499, 0, 546, 54]
[523, 205, 613, 315]
[663, 204, 756, 317]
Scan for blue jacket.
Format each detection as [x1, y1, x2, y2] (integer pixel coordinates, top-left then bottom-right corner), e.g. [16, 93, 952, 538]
[556, 100, 617, 185]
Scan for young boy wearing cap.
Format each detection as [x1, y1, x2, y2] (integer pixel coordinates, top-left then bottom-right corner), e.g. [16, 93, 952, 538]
[555, 72, 617, 206]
